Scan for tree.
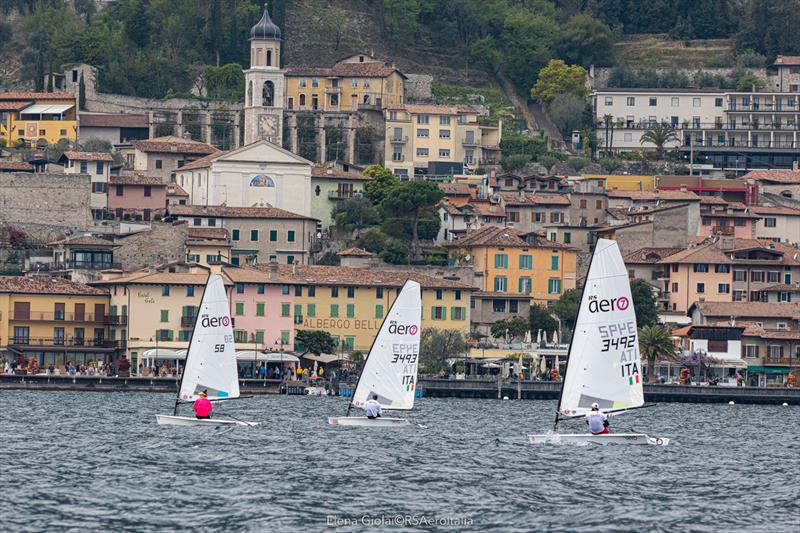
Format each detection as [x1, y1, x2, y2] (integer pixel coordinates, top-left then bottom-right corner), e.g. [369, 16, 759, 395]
[204, 63, 245, 101]
[363, 165, 399, 205]
[554, 288, 581, 332]
[380, 180, 443, 260]
[379, 240, 409, 265]
[348, 350, 366, 372]
[294, 330, 337, 356]
[357, 229, 388, 254]
[332, 197, 381, 231]
[490, 316, 529, 342]
[420, 327, 467, 374]
[548, 93, 586, 137]
[735, 74, 765, 92]
[639, 123, 678, 159]
[529, 304, 558, 335]
[316, 251, 340, 265]
[79, 138, 113, 152]
[530, 59, 588, 103]
[559, 13, 615, 68]
[630, 279, 659, 327]
[78, 72, 86, 110]
[638, 324, 677, 384]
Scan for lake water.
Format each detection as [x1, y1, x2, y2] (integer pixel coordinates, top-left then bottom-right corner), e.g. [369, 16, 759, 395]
[2, 390, 798, 532]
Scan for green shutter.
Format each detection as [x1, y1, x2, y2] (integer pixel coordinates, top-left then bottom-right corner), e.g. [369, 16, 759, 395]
[235, 302, 244, 315]
[346, 304, 355, 318]
[232, 229, 240, 241]
[269, 230, 277, 241]
[281, 303, 290, 317]
[331, 304, 339, 317]
[255, 330, 264, 344]
[167, 330, 173, 341]
[551, 255, 559, 270]
[431, 306, 436, 321]
[281, 330, 290, 344]
[441, 306, 446, 320]
[294, 304, 302, 317]
[160, 309, 168, 322]
[288, 230, 295, 242]
[256, 303, 265, 316]
[375, 304, 384, 319]
[307, 303, 316, 317]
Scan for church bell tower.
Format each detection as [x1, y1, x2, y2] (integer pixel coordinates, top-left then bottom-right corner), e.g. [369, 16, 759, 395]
[244, 2, 285, 146]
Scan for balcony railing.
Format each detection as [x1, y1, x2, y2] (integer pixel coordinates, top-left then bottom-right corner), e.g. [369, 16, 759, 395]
[328, 190, 359, 200]
[9, 337, 120, 349]
[181, 316, 196, 328]
[104, 315, 128, 326]
[462, 137, 480, 146]
[763, 357, 799, 366]
[681, 139, 800, 149]
[46, 261, 122, 271]
[391, 155, 405, 162]
[10, 312, 105, 322]
[710, 226, 735, 236]
[390, 136, 408, 144]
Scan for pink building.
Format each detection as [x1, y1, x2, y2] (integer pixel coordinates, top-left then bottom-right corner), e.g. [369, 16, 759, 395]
[108, 175, 167, 221]
[699, 202, 761, 238]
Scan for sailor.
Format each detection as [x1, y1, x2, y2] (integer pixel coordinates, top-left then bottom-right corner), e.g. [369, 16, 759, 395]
[193, 390, 213, 419]
[585, 402, 609, 435]
[363, 394, 382, 419]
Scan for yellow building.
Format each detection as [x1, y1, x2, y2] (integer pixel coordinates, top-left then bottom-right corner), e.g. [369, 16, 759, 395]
[0, 276, 111, 368]
[0, 92, 78, 147]
[252, 263, 474, 352]
[384, 104, 502, 179]
[448, 226, 577, 305]
[584, 174, 656, 191]
[284, 55, 406, 112]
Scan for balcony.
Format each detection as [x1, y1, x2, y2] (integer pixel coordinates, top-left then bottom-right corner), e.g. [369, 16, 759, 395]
[53, 261, 122, 271]
[104, 315, 128, 326]
[391, 155, 405, 162]
[763, 357, 799, 366]
[10, 312, 105, 322]
[328, 189, 359, 200]
[9, 337, 118, 350]
[710, 226, 735, 236]
[462, 137, 480, 147]
[181, 316, 197, 328]
[390, 136, 408, 144]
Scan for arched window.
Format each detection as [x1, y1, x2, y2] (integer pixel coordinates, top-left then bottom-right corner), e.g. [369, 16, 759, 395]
[266, 50, 272, 67]
[263, 81, 275, 107]
[247, 81, 253, 107]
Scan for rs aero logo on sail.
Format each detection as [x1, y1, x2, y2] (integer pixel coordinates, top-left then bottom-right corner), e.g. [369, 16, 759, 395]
[201, 314, 231, 327]
[587, 295, 629, 313]
[388, 321, 418, 335]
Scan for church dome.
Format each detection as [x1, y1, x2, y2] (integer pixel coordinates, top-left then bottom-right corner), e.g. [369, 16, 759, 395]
[250, 3, 281, 41]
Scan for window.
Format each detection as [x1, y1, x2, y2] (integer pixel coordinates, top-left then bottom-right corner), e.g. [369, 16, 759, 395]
[734, 270, 746, 282]
[417, 129, 429, 138]
[306, 303, 316, 317]
[417, 115, 429, 124]
[672, 282, 679, 292]
[331, 287, 339, 297]
[281, 303, 290, 317]
[116, 185, 124, 196]
[768, 271, 779, 283]
[287, 230, 295, 242]
[649, 97, 657, 106]
[648, 115, 657, 125]
[551, 256, 559, 270]
[235, 283, 244, 294]
[764, 217, 777, 227]
[769, 345, 783, 359]
[187, 286, 194, 297]
[718, 283, 730, 294]
[450, 307, 465, 321]
[671, 97, 679, 107]
[579, 199, 587, 209]
[346, 304, 355, 318]
[375, 304, 384, 319]
[416, 148, 429, 157]
[604, 96, 613, 105]
[744, 345, 758, 358]
[693, 97, 701, 107]
[431, 306, 446, 320]
[282, 285, 290, 295]
[519, 255, 532, 270]
[626, 97, 635, 106]
[494, 253, 508, 268]
[256, 303, 265, 317]
[564, 232, 572, 244]
[715, 98, 723, 107]
[346, 287, 355, 298]
[79, 161, 88, 173]
[715, 264, 730, 273]
[751, 271, 764, 282]
[455, 290, 461, 301]
[299, 78, 307, 88]
[294, 286, 302, 297]
[376, 287, 384, 299]
[91, 183, 105, 193]
[311, 77, 318, 88]
[143, 186, 151, 197]
[697, 283, 705, 293]
[308, 286, 316, 297]
[235, 302, 245, 316]
[257, 283, 265, 295]
[494, 276, 507, 292]
[281, 330, 290, 345]
[692, 116, 701, 128]
[269, 230, 277, 242]
[95, 162, 104, 175]
[519, 277, 532, 294]
[160, 310, 169, 322]
[439, 130, 451, 139]
[733, 290, 744, 301]
[492, 299, 506, 313]
[439, 149, 450, 158]
[232, 229, 240, 241]
[693, 264, 709, 273]
[623, 133, 632, 142]
[155, 160, 163, 169]
[330, 304, 339, 317]
[548, 278, 562, 294]
[161, 285, 170, 296]
[250, 230, 258, 241]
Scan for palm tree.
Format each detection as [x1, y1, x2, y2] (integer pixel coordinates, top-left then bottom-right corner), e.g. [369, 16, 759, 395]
[638, 324, 677, 383]
[640, 123, 678, 159]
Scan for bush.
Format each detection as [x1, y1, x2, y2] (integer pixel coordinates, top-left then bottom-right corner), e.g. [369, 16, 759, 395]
[736, 49, 766, 68]
[736, 74, 765, 92]
[0, 137, 6, 148]
[379, 241, 409, 265]
[501, 154, 531, 170]
[600, 157, 624, 173]
[357, 229, 388, 254]
[316, 251, 340, 265]
[500, 134, 547, 160]
[539, 150, 566, 162]
[566, 156, 590, 171]
[538, 155, 559, 169]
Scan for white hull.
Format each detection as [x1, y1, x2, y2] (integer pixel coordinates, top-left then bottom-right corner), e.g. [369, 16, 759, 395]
[305, 386, 329, 396]
[527, 433, 669, 446]
[328, 416, 412, 427]
[155, 414, 257, 427]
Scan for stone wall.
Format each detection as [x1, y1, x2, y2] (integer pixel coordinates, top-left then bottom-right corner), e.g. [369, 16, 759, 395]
[0, 173, 91, 233]
[405, 74, 433, 102]
[113, 221, 188, 270]
[589, 66, 771, 90]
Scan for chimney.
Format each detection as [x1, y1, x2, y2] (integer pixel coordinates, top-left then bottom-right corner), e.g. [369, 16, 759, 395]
[793, 160, 799, 172]
[268, 260, 278, 281]
[680, 185, 688, 192]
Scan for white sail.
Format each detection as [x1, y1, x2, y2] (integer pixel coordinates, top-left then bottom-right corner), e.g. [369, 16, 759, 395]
[558, 239, 644, 417]
[178, 274, 239, 401]
[351, 279, 421, 411]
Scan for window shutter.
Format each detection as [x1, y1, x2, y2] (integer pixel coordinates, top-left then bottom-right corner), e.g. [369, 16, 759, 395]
[755, 346, 760, 356]
[431, 306, 435, 320]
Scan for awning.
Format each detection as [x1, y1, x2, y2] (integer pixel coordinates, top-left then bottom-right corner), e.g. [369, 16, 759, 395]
[21, 103, 74, 114]
[235, 350, 299, 363]
[747, 365, 790, 374]
[142, 348, 183, 358]
[302, 352, 342, 364]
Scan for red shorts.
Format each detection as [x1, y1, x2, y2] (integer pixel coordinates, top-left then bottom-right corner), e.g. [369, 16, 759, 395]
[591, 427, 609, 435]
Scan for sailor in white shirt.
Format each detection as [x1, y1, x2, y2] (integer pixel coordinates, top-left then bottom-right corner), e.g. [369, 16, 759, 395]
[585, 402, 609, 435]
[363, 394, 382, 419]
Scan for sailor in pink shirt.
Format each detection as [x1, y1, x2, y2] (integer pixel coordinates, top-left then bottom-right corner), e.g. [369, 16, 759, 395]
[193, 390, 213, 419]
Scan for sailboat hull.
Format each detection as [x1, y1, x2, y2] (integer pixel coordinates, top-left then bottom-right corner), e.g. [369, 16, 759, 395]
[327, 416, 412, 427]
[527, 433, 669, 446]
[156, 414, 257, 427]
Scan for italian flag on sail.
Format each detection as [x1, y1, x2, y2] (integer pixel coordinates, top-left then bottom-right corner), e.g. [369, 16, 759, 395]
[629, 374, 640, 385]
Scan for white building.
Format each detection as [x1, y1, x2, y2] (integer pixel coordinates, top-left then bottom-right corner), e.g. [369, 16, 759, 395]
[751, 206, 800, 244]
[174, 140, 313, 217]
[60, 150, 114, 220]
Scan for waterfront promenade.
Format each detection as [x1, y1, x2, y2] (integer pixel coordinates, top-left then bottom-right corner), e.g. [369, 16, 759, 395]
[2, 374, 798, 405]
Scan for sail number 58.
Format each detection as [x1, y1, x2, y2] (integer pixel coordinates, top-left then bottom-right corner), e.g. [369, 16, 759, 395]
[214, 344, 225, 352]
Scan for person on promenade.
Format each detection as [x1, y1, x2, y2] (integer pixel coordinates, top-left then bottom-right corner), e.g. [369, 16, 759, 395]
[585, 403, 609, 435]
[363, 393, 382, 419]
[193, 390, 213, 419]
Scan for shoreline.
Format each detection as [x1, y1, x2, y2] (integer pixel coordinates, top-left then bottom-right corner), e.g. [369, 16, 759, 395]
[2, 374, 798, 405]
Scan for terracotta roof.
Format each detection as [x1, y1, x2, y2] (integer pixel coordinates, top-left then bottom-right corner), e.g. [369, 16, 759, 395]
[387, 103, 481, 116]
[0, 92, 75, 100]
[92, 271, 214, 286]
[0, 161, 34, 171]
[0, 101, 31, 111]
[132, 135, 217, 155]
[110, 175, 164, 186]
[759, 283, 800, 292]
[693, 301, 800, 319]
[79, 113, 148, 128]
[0, 275, 107, 295]
[244, 264, 475, 290]
[175, 151, 225, 171]
[623, 247, 685, 264]
[337, 247, 374, 257]
[743, 170, 800, 184]
[49, 235, 117, 247]
[170, 204, 316, 220]
[438, 182, 472, 196]
[187, 228, 229, 240]
[699, 196, 729, 205]
[472, 291, 532, 300]
[450, 225, 571, 249]
[501, 193, 571, 206]
[657, 243, 731, 264]
[186, 240, 231, 248]
[62, 151, 114, 162]
[671, 325, 692, 337]
[286, 62, 404, 79]
[751, 206, 800, 216]
[701, 211, 761, 220]
[466, 201, 505, 218]
[310, 165, 370, 181]
[774, 55, 800, 66]
[166, 183, 189, 197]
[608, 189, 701, 202]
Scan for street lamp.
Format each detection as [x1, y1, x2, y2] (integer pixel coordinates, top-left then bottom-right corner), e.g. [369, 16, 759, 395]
[274, 337, 285, 382]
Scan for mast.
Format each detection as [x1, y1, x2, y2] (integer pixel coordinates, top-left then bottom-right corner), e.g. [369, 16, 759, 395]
[172, 272, 212, 415]
[552, 244, 598, 431]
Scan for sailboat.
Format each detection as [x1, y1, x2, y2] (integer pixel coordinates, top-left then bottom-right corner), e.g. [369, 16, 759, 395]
[328, 279, 421, 427]
[528, 239, 669, 445]
[156, 274, 257, 427]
